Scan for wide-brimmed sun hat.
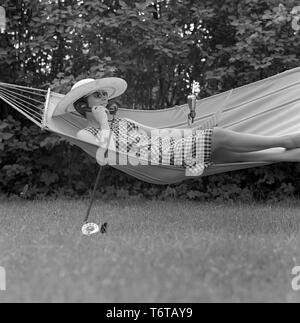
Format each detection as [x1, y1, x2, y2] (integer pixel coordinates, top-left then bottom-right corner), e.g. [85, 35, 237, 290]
[55, 77, 127, 114]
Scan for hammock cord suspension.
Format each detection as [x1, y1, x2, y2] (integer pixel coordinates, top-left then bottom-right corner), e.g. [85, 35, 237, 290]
[0, 82, 47, 127]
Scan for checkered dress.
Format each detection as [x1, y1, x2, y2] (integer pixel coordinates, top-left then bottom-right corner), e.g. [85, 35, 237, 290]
[84, 118, 214, 177]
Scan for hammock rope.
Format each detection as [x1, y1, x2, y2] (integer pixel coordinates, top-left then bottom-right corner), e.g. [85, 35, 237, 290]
[0, 82, 46, 127]
[0, 89, 44, 116]
[0, 86, 46, 105]
[0, 90, 43, 125]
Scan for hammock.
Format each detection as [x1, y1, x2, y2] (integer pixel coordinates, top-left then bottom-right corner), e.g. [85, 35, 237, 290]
[1, 67, 300, 185]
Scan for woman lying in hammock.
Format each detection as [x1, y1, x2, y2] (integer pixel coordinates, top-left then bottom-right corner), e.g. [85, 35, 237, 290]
[62, 78, 300, 177]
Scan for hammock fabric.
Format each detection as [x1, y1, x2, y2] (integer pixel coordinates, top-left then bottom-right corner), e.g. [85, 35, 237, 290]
[1, 67, 300, 185]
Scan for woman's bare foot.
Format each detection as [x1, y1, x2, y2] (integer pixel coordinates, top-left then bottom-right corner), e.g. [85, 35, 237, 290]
[284, 133, 300, 150]
[283, 147, 300, 162]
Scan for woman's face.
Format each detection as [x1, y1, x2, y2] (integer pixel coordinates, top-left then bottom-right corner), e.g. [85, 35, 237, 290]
[86, 90, 109, 108]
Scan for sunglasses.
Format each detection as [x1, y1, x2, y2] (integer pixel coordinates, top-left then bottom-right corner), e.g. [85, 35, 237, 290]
[84, 90, 109, 101]
[91, 90, 109, 99]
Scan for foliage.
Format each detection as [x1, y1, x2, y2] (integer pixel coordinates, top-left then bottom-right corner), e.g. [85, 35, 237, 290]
[0, 114, 97, 197]
[1, 0, 300, 201]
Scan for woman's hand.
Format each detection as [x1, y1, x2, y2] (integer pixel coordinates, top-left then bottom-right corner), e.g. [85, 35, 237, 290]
[91, 106, 109, 124]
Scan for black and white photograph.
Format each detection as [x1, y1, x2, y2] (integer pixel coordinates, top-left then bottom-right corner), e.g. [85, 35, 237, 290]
[1, 0, 300, 305]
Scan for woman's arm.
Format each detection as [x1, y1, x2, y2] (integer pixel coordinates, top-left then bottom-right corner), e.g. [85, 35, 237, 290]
[92, 106, 116, 150]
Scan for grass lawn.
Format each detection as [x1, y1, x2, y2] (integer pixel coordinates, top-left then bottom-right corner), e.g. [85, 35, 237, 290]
[1, 197, 300, 303]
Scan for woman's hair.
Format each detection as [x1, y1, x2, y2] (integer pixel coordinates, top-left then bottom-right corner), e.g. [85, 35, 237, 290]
[73, 96, 89, 117]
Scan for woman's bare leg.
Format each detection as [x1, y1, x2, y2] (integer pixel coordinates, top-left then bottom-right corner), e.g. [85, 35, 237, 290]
[211, 147, 300, 164]
[211, 127, 300, 153]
